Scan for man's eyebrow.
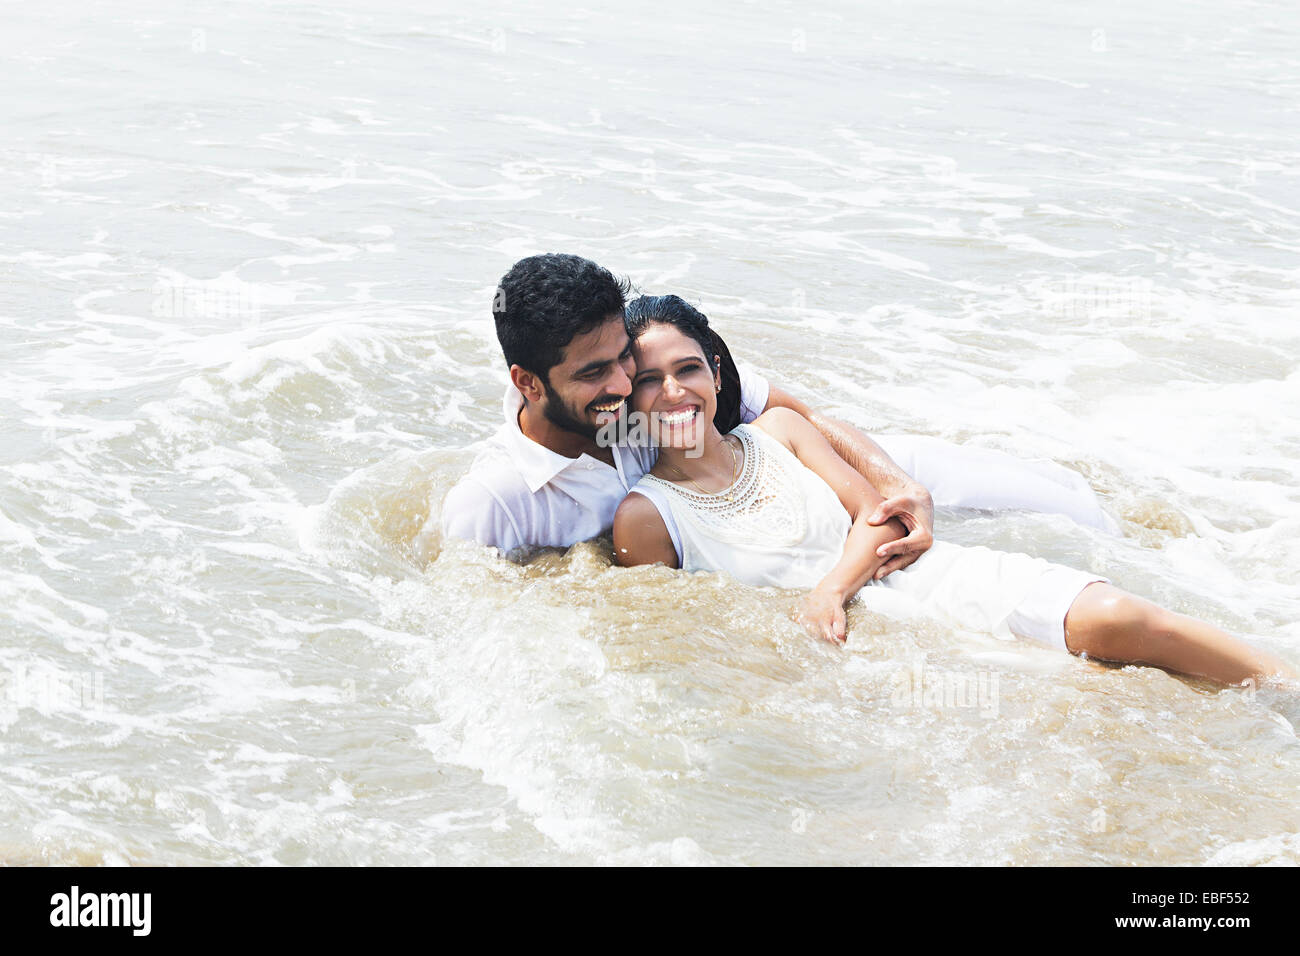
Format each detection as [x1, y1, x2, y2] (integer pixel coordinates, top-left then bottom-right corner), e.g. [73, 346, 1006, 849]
[574, 357, 614, 376]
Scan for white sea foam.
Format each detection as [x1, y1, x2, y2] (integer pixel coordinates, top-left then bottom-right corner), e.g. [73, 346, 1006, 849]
[3, 0, 1298, 866]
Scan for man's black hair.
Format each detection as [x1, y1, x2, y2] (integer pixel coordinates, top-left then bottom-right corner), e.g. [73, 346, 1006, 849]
[624, 294, 743, 432]
[493, 254, 631, 382]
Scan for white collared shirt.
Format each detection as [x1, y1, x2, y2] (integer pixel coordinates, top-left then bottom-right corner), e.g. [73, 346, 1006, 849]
[441, 364, 770, 553]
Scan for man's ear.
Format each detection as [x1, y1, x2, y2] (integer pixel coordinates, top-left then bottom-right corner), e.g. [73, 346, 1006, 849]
[510, 364, 547, 404]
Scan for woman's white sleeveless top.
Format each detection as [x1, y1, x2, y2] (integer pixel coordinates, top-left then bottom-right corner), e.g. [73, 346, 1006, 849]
[628, 423, 1108, 651]
[629, 424, 851, 588]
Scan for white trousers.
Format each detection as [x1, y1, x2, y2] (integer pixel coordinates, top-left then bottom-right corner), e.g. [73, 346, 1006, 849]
[860, 541, 1107, 651]
[874, 434, 1117, 533]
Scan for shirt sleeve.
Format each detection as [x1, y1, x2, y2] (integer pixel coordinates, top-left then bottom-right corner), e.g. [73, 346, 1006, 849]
[439, 477, 522, 552]
[735, 360, 771, 424]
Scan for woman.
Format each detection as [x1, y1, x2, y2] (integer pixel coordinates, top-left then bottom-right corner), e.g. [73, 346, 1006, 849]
[612, 296, 1292, 687]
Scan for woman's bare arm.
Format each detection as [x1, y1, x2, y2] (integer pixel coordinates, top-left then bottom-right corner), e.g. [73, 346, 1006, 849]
[613, 492, 680, 569]
[764, 384, 933, 577]
[754, 408, 908, 641]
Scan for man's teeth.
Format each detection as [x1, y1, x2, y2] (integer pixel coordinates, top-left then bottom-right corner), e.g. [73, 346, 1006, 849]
[660, 408, 697, 425]
[592, 400, 623, 413]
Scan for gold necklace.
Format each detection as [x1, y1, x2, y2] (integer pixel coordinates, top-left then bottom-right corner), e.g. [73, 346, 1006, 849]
[667, 434, 741, 500]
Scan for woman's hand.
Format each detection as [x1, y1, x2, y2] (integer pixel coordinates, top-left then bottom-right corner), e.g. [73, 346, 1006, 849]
[797, 587, 848, 644]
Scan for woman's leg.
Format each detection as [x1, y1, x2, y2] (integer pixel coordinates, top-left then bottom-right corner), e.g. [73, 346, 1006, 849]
[1063, 583, 1294, 685]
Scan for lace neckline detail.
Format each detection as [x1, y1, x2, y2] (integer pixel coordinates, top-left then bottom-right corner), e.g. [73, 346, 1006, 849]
[642, 425, 808, 547]
[647, 429, 752, 502]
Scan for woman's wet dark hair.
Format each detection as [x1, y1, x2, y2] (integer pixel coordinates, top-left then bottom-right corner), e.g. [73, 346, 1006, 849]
[624, 295, 743, 432]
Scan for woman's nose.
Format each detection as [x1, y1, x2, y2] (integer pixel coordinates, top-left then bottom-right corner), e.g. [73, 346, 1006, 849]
[662, 374, 685, 399]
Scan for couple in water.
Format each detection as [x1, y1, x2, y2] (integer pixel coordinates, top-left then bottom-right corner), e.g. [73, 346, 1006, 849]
[442, 254, 1291, 687]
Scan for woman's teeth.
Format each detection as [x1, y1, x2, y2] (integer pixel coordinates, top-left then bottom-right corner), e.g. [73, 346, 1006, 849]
[660, 407, 697, 426]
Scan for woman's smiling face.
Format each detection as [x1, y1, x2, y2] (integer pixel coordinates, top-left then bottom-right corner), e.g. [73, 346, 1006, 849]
[629, 321, 720, 450]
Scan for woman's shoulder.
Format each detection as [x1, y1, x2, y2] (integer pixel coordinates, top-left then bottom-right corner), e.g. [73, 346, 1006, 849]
[615, 487, 663, 523]
[748, 406, 808, 434]
[613, 489, 679, 568]
[742, 407, 807, 453]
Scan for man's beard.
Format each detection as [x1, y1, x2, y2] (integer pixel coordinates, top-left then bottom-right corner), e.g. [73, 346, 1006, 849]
[540, 382, 620, 441]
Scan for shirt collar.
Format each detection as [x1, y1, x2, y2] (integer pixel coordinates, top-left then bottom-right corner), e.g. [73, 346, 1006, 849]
[499, 383, 598, 493]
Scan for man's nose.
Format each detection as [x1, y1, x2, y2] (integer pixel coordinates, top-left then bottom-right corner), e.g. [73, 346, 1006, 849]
[607, 362, 633, 397]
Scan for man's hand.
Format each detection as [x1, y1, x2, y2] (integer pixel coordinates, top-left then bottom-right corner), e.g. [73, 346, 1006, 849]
[760, 384, 935, 580]
[867, 483, 934, 579]
[796, 587, 848, 644]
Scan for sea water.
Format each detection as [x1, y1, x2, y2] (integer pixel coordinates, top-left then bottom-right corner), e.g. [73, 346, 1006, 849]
[2, 0, 1298, 865]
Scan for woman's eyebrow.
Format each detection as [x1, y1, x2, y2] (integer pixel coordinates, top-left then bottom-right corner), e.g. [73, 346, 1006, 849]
[633, 354, 702, 377]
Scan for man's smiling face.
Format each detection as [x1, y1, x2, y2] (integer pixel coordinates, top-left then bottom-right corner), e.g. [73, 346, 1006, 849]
[537, 314, 636, 440]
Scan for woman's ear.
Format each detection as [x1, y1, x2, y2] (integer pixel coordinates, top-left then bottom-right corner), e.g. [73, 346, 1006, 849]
[713, 355, 722, 391]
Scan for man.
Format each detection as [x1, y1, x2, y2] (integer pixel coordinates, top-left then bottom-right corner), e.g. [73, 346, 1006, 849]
[440, 254, 1112, 572]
